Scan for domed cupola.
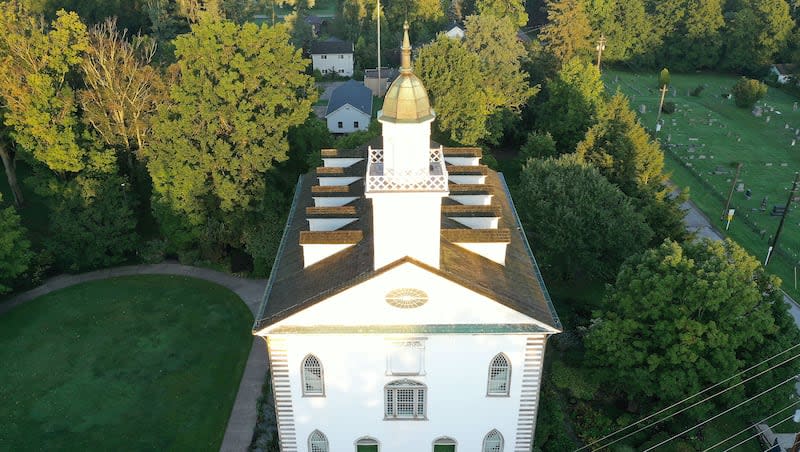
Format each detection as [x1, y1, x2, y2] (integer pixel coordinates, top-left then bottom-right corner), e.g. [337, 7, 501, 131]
[379, 21, 434, 123]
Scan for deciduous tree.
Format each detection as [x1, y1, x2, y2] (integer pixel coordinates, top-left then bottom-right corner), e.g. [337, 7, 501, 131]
[586, 239, 797, 419]
[732, 77, 768, 109]
[416, 34, 492, 145]
[474, 0, 528, 27]
[0, 193, 31, 293]
[724, 0, 793, 73]
[80, 19, 166, 161]
[146, 20, 315, 246]
[514, 154, 652, 280]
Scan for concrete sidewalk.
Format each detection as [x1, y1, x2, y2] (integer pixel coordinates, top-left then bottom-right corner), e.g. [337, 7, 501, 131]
[1, 261, 268, 452]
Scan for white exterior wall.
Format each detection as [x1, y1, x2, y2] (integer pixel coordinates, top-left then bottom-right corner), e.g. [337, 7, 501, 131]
[369, 193, 445, 269]
[312, 53, 354, 76]
[275, 332, 545, 452]
[379, 118, 434, 174]
[327, 106, 371, 134]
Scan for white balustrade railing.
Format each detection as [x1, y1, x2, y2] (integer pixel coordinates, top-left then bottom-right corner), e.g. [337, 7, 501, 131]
[366, 146, 448, 192]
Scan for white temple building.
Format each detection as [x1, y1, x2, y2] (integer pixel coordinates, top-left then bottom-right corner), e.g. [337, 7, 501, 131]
[253, 23, 561, 452]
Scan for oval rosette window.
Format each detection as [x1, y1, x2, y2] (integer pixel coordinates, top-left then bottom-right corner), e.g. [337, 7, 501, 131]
[385, 288, 429, 308]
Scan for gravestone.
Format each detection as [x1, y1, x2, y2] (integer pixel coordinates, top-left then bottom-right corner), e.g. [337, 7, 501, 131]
[782, 163, 789, 167]
[736, 182, 745, 192]
[794, 101, 798, 111]
[699, 155, 706, 159]
[639, 104, 647, 114]
[766, 163, 773, 166]
[753, 106, 763, 117]
[766, 115, 771, 123]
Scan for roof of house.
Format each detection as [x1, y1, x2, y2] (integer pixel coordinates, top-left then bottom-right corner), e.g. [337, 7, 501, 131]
[325, 80, 373, 117]
[310, 38, 353, 55]
[364, 67, 399, 82]
[773, 63, 798, 75]
[304, 15, 325, 25]
[253, 148, 561, 333]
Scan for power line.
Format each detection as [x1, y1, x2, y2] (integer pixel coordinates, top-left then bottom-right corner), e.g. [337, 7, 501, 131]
[702, 400, 800, 451]
[577, 343, 800, 451]
[720, 413, 797, 452]
[642, 373, 799, 451]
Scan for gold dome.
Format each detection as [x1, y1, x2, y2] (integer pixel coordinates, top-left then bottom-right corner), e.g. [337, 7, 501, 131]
[378, 22, 435, 123]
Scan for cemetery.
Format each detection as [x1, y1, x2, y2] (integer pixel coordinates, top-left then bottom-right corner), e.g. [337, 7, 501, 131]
[605, 69, 800, 298]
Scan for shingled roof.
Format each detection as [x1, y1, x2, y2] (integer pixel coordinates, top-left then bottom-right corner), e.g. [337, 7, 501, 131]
[309, 39, 353, 55]
[253, 148, 561, 332]
[325, 80, 373, 116]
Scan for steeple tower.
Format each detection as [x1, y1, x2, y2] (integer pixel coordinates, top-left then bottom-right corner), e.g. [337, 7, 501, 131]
[366, 22, 448, 269]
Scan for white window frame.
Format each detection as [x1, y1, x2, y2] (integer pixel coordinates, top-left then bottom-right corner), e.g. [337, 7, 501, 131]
[309, 430, 329, 452]
[320, 54, 327, 59]
[386, 339, 426, 376]
[301, 354, 325, 396]
[355, 437, 380, 451]
[486, 353, 511, 396]
[482, 430, 503, 452]
[384, 379, 426, 420]
[432, 436, 457, 451]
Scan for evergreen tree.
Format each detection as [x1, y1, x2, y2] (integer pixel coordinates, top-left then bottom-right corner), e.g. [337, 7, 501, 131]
[514, 154, 652, 280]
[538, 0, 592, 65]
[536, 57, 604, 153]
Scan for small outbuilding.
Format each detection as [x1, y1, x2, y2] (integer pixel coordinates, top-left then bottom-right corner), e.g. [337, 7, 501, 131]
[325, 79, 373, 134]
[310, 38, 354, 77]
[363, 67, 398, 97]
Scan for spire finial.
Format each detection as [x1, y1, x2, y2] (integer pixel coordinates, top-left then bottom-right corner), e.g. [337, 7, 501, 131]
[400, 20, 412, 74]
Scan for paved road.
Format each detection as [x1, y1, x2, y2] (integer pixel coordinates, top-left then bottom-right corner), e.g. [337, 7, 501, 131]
[681, 200, 800, 327]
[1, 262, 268, 452]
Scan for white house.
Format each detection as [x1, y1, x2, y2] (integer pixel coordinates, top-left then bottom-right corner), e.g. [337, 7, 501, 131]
[770, 64, 797, 85]
[325, 80, 373, 134]
[253, 22, 561, 452]
[444, 23, 465, 40]
[310, 39, 354, 77]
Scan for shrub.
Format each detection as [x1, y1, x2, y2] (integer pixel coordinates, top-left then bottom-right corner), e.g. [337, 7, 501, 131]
[551, 361, 600, 400]
[140, 239, 167, 264]
[732, 77, 768, 109]
[661, 101, 676, 114]
[690, 85, 704, 97]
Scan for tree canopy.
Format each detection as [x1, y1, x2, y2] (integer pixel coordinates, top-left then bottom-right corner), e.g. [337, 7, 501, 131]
[514, 154, 652, 280]
[538, 0, 592, 65]
[586, 239, 798, 418]
[0, 194, 31, 293]
[146, 20, 315, 230]
[724, 0, 794, 73]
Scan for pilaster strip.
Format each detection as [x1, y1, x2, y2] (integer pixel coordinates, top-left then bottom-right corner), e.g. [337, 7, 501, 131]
[267, 337, 298, 452]
[514, 335, 548, 451]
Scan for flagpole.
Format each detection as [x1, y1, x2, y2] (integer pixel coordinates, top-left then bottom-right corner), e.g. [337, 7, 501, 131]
[377, 0, 381, 95]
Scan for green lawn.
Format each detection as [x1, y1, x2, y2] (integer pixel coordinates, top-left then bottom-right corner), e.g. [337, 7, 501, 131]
[0, 275, 253, 451]
[605, 69, 800, 300]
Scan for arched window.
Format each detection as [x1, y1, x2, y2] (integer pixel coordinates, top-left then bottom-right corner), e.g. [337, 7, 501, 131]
[487, 354, 510, 396]
[384, 379, 426, 419]
[482, 430, 503, 452]
[356, 437, 379, 452]
[433, 436, 457, 452]
[302, 354, 324, 396]
[309, 430, 329, 452]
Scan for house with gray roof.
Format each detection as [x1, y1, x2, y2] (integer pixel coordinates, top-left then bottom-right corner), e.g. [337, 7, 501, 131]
[325, 80, 372, 134]
[310, 38, 354, 77]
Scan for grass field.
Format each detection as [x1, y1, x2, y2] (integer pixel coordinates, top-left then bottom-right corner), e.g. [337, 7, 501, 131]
[0, 275, 253, 451]
[604, 69, 800, 300]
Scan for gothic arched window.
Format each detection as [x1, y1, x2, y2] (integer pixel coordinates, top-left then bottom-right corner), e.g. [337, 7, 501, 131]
[308, 430, 329, 452]
[487, 354, 510, 396]
[482, 430, 503, 452]
[302, 354, 324, 396]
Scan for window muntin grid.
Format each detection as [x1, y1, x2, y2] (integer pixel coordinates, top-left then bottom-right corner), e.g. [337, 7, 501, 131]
[384, 379, 426, 419]
[487, 354, 511, 396]
[482, 430, 503, 452]
[309, 430, 329, 452]
[302, 354, 324, 396]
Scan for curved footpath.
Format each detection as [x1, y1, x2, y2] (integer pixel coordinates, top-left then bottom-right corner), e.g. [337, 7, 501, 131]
[0, 261, 268, 452]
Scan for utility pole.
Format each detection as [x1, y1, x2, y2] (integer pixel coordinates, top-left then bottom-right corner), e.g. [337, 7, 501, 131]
[655, 84, 668, 133]
[721, 163, 742, 221]
[765, 172, 800, 266]
[595, 34, 606, 71]
[377, 0, 381, 95]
